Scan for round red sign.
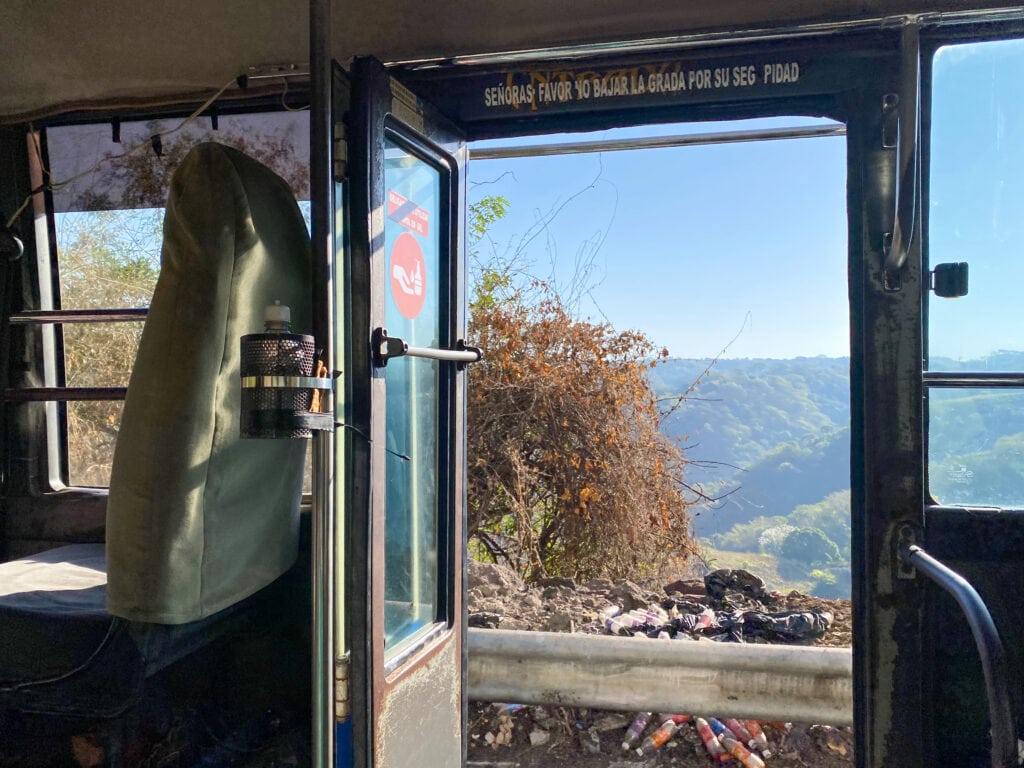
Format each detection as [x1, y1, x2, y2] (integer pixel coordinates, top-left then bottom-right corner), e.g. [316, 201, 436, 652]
[389, 232, 427, 319]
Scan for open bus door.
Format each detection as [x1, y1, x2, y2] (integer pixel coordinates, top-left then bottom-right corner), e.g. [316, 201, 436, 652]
[393, 17, 1024, 766]
[340, 55, 469, 768]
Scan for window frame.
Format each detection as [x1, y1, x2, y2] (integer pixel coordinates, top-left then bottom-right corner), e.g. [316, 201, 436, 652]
[378, 119, 459, 668]
[20, 103, 313, 490]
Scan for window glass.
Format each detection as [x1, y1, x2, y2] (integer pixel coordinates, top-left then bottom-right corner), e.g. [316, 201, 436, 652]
[928, 39, 1024, 506]
[929, 39, 1024, 367]
[382, 134, 445, 655]
[43, 112, 310, 486]
[929, 388, 1024, 507]
[67, 402, 124, 487]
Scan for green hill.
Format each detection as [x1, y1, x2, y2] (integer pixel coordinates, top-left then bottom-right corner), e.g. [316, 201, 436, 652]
[653, 356, 848, 470]
[652, 356, 850, 535]
[697, 427, 851, 536]
[652, 352, 1024, 599]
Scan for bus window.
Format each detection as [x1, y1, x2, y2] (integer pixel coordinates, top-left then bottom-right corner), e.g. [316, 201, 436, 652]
[927, 38, 1024, 507]
[41, 112, 310, 486]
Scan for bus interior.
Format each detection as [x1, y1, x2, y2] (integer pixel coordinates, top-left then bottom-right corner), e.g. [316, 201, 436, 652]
[2, 2, 1024, 767]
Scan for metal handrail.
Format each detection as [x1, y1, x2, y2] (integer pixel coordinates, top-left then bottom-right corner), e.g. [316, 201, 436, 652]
[900, 545, 1017, 768]
[883, 20, 921, 277]
[372, 327, 482, 368]
[9, 308, 147, 324]
[3, 386, 127, 402]
[924, 372, 1024, 388]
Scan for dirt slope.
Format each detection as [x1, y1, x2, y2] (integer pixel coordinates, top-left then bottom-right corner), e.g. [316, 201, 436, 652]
[466, 561, 854, 768]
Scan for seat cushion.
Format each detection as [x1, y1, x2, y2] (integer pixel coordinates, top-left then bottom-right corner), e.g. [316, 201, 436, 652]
[0, 543, 293, 717]
[0, 544, 141, 716]
[0, 545, 111, 683]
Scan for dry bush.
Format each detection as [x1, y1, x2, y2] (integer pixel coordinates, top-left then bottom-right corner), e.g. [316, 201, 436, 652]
[467, 282, 697, 583]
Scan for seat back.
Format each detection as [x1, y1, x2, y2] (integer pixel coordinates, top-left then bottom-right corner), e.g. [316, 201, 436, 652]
[105, 142, 311, 624]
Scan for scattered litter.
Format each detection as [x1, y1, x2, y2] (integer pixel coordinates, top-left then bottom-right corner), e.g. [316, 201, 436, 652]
[722, 736, 766, 768]
[694, 717, 726, 761]
[726, 717, 755, 745]
[635, 718, 680, 755]
[703, 569, 770, 605]
[593, 713, 631, 732]
[467, 563, 851, 764]
[622, 712, 653, 751]
[707, 717, 740, 744]
[745, 719, 773, 757]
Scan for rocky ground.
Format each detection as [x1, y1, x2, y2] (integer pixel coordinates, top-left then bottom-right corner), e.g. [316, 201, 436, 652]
[466, 561, 854, 768]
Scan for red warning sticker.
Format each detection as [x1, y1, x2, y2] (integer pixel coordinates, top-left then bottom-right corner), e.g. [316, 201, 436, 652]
[390, 232, 426, 319]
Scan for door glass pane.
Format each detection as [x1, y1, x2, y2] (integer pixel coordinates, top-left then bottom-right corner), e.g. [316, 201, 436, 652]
[383, 134, 444, 655]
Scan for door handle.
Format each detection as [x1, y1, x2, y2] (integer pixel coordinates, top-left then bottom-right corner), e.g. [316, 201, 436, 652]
[372, 327, 482, 369]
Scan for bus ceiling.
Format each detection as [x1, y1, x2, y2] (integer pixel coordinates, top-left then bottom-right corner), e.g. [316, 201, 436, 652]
[0, 0, 1020, 124]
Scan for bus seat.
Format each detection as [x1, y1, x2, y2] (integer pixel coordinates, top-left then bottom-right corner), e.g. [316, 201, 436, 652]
[0, 142, 312, 719]
[106, 141, 311, 624]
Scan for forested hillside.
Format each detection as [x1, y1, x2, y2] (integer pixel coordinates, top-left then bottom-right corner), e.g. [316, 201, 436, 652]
[652, 356, 850, 535]
[654, 352, 1024, 597]
[651, 356, 849, 470]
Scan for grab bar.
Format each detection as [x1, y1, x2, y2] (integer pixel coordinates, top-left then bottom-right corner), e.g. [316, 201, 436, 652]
[899, 544, 1017, 768]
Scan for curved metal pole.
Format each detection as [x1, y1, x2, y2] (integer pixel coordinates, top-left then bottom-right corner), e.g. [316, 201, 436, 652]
[901, 545, 1017, 768]
[310, 0, 335, 765]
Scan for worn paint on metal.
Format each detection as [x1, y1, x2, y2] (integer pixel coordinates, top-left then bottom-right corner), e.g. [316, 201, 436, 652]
[376, 634, 461, 768]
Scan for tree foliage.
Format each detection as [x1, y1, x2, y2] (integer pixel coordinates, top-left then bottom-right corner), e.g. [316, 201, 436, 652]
[58, 210, 161, 484]
[75, 120, 309, 211]
[789, 489, 851, 559]
[709, 514, 785, 553]
[779, 526, 841, 567]
[466, 200, 695, 582]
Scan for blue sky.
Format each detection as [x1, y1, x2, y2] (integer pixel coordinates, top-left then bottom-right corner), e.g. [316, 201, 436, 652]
[469, 118, 850, 360]
[928, 39, 1024, 364]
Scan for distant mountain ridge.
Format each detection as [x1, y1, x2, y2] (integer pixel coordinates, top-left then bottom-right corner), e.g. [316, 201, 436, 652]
[930, 350, 1024, 371]
[654, 352, 1024, 535]
[650, 355, 850, 536]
